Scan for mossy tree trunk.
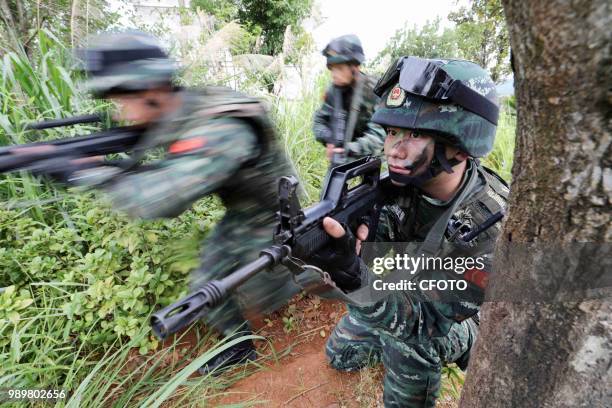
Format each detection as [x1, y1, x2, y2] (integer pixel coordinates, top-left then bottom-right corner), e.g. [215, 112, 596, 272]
[460, 1, 611, 407]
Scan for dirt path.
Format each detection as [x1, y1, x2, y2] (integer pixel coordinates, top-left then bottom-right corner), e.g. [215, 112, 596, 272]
[150, 293, 458, 407]
[217, 295, 380, 407]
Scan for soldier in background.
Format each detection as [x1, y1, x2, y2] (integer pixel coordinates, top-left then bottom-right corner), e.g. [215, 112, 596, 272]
[18, 31, 300, 374]
[313, 34, 386, 167]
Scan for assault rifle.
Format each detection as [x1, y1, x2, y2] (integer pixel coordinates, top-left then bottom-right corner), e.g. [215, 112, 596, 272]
[0, 114, 144, 174]
[329, 73, 365, 167]
[329, 87, 348, 166]
[151, 156, 388, 339]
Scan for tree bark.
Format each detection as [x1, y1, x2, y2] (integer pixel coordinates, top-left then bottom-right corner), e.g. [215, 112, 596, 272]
[460, 1, 611, 408]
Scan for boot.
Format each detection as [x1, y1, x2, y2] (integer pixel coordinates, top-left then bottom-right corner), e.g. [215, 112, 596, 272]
[198, 338, 257, 376]
[455, 348, 471, 371]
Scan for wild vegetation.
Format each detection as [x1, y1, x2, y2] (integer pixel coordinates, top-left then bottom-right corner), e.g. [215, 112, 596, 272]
[0, 2, 515, 407]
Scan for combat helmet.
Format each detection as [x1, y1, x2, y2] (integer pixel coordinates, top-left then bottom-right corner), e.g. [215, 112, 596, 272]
[78, 30, 177, 97]
[322, 34, 365, 66]
[372, 57, 499, 158]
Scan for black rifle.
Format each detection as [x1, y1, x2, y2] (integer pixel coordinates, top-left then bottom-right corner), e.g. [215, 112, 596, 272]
[24, 114, 103, 130]
[150, 156, 388, 339]
[0, 115, 143, 173]
[329, 86, 348, 167]
[329, 73, 365, 167]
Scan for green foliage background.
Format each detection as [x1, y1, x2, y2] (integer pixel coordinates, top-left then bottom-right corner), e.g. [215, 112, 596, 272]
[376, 0, 510, 82]
[191, 0, 314, 56]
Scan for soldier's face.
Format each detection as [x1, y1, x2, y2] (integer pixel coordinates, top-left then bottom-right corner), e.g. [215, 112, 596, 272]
[109, 89, 173, 125]
[384, 127, 435, 180]
[329, 64, 355, 86]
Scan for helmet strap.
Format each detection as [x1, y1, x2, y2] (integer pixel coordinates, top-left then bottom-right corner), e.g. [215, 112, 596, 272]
[388, 142, 460, 187]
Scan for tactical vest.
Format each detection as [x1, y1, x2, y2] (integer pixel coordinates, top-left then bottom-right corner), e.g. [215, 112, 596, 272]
[191, 87, 294, 212]
[383, 161, 509, 246]
[133, 87, 292, 220]
[324, 73, 380, 141]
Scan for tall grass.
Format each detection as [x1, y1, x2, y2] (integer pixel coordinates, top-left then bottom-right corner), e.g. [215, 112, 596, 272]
[0, 30, 245, 408]
[271, 73, 330, 203]
[482, 97, 516, 182]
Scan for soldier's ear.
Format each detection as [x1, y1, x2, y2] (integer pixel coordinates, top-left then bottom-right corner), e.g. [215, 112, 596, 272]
[454, 150, 469, 162]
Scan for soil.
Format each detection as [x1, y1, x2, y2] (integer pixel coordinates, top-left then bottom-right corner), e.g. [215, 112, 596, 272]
[149, 293, 459, 408]
[216, 295, 369, 408]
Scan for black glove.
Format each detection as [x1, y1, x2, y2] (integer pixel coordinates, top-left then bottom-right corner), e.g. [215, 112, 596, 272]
[308, 223, 362, 292]
[314, 128, 333, 145]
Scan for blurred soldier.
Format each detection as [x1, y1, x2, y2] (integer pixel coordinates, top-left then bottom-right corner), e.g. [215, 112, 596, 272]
[313, 34, 386, 167]
[22, 31, 300, 374]
[310, 57, 509, 406]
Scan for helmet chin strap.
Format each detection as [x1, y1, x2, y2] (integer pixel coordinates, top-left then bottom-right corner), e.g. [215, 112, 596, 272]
[389, 142, 461, 187]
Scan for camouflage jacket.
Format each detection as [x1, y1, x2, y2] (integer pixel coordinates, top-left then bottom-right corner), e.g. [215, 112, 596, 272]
[353, 159, 509, 340]
[312, 72, 386, 157]
[71, 87, 295, 226]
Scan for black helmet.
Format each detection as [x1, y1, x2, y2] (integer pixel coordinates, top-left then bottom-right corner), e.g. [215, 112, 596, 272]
[322, 34, 365, 66]
[78, 30, 177, 97]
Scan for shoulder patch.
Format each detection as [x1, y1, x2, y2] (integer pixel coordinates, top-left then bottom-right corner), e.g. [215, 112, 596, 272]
[168, 136, 207, 154]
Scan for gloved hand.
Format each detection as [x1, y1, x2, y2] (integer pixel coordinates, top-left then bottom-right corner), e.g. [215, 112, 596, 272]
[308, 217, 368, 292]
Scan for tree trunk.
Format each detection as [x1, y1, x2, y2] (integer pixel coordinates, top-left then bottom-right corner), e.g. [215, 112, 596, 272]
[460, 1, 611, 408]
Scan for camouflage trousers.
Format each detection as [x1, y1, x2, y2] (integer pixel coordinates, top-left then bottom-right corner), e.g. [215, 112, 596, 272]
[190, 216, 300, 336]
[326, 304, 477, 408]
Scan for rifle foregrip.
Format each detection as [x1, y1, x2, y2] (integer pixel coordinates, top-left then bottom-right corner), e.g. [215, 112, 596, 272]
[150, 280, 225, 340]
[0, 154, 36, 173]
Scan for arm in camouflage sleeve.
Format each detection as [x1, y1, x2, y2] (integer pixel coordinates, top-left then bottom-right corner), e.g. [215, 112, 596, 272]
[312, 89, 333, 145]
[71, 117, 258, 219]
[345, 121, 386, 158]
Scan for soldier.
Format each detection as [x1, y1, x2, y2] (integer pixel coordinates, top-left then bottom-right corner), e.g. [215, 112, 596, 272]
[313, 34, 386, 166]
[17, 31, 300, 374]
[309, 57, 509, 407]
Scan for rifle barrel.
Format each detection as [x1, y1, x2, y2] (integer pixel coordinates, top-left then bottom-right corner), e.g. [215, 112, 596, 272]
[25, 114, 103, 130]
[150, 252, 276, 339]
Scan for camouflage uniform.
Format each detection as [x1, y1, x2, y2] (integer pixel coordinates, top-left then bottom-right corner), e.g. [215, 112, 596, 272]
[313, 74, 386, 158]
[326, 160, 508, 407]
[73, 87, 301, 336]
[320, 58, 508, 407]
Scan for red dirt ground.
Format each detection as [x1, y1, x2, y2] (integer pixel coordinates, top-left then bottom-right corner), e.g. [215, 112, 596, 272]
[216, 296, 367, 407]
[150, 293, 458, 407]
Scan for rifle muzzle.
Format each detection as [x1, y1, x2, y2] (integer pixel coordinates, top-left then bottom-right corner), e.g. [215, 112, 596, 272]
[150, 280, 225, 339]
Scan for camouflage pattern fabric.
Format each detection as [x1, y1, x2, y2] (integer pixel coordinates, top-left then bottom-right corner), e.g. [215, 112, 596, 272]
[313, 73, 386, 158]
[326, 160, 508, 407]
[79, 30, 178, 97]
[72, 87, 300, 335]
[327, 311, 477, 407]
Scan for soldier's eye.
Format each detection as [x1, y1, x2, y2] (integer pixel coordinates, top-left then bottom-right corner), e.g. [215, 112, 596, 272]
[387, 129, 398, 137]
[409, 132, 420, 138]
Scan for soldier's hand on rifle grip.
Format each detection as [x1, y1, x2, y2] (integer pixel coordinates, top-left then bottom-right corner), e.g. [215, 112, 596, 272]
[308, 217, 368, 292]
[326, 143, 345, 161]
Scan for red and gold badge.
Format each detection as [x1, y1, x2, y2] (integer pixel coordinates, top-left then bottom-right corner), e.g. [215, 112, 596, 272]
[386, 86, 406, 107]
